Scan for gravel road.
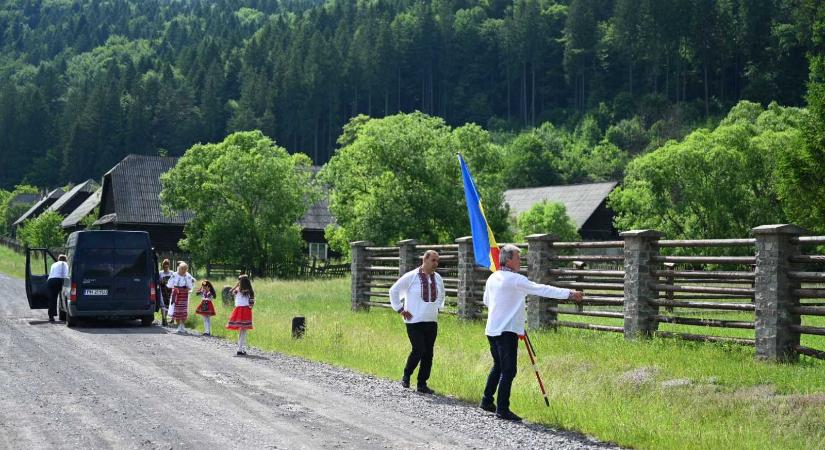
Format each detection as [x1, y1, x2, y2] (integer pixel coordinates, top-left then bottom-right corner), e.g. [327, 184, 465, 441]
[0, 272, 618, 449]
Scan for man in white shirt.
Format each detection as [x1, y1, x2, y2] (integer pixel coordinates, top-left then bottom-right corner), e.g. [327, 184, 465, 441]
[481, 244, 583, 421]
[47, 254, 69, 323]
[389, 250, 445, 394]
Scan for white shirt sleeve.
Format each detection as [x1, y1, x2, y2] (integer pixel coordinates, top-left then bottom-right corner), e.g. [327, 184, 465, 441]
[515, 276, 571, 299]
[435, 273, 446, 310]
[166, 274, 177, 289]
[389, 271, 414, 312]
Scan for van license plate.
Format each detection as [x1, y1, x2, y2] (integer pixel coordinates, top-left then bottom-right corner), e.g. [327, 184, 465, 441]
[84, 289, 108, 296]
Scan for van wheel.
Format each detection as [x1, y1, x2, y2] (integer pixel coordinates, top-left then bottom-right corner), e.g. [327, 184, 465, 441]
[66, 312, 77, 328]
[140, 315, 154, 327]
[58, 300, 66, 321]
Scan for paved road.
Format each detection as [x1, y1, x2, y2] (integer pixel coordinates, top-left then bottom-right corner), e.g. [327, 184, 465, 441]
[0, 272, 616, 449]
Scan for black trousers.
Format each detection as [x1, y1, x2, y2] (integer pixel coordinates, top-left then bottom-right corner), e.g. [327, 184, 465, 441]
[482, 332, 519, 413]
[47, 278, 62, 319]
[403, 321, 438, 386]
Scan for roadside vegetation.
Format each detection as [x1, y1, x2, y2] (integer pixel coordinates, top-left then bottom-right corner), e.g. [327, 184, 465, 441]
[171, 277, 825, 450]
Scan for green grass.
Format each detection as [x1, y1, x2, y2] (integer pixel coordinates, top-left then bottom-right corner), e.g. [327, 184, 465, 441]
[172, 277, 825, 450]
[0, 245, 26, 278]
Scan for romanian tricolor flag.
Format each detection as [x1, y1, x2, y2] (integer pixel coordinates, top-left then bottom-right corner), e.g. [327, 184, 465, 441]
[458, 154, 500, 272]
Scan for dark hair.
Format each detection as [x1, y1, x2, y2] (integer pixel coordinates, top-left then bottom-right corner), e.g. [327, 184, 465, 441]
[201, 280, 216, 298]
[238, 274, 255, 299]
[57, 254, 67, 262]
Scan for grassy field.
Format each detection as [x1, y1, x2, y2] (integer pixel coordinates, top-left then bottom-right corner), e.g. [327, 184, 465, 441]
[0, 245, 26, 278]
[170, 277, 825, 450]
[3, 246, 824, 449]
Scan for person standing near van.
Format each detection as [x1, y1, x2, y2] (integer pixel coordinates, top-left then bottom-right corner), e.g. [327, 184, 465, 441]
[158, 259, 174, 324]
[388, 250, 445, 394]
[195, 280, 217, 336]
[167, 262, 195, 334]
[46, 255, 69, 323]
[227, 275, 254, 355]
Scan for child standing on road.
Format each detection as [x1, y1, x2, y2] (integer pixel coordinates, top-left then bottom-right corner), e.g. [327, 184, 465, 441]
[158, 259, 174, 325]
[195, 280, 217, 336]
[226, 274, 255, 355]
[167, 262, 196, 334]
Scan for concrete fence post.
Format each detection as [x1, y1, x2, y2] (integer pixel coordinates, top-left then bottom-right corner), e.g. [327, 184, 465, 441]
[456, 236, 484, 320]
[350, 241, 372, 312]
[621, 229, 662, 339]
[526, 234, 558, 330]
[398, 239, 419, 275]
[752, 224, 807, 362]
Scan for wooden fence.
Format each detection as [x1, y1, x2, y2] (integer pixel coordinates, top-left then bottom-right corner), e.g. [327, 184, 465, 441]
[207, 257, 350, 280]
[0, 236, 24, 253]
[351, 224, 825, 363]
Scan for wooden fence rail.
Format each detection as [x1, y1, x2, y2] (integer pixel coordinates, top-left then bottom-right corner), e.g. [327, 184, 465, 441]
[352, 224, 825, 363]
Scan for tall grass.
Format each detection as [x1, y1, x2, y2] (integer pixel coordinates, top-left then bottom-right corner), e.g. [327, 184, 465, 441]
[174, 277, 825, 450]
[0, 245, 26, 278]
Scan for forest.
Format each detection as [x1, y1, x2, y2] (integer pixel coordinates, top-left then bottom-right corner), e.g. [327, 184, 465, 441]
[1, 0, 821, 189]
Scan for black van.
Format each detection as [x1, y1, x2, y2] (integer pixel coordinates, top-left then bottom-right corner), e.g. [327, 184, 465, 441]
[25, 230, 159, 327]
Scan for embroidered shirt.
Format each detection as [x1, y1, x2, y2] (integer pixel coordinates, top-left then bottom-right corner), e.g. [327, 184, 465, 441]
[389, 267, 445, 324]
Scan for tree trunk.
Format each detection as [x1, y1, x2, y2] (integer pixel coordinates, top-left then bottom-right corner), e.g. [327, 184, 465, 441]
[703, 62, 709, 119]
[521, 61, 527, 126]
[530, 63, 536, 128]
[506, 64, 511, 122]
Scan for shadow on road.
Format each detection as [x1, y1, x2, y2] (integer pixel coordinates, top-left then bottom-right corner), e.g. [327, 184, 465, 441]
[69, 319, 168, 334]
[28, 320, 59, 325]
[235, 354, 269, 361]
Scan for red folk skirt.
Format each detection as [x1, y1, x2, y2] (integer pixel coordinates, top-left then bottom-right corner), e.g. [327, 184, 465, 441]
[226, 306, 253, 330]
[195, 300, 216, 316]
[170, 287, 189, 321]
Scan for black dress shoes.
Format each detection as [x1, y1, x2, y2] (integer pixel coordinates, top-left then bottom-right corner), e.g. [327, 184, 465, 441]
[495, 410, 522, 422]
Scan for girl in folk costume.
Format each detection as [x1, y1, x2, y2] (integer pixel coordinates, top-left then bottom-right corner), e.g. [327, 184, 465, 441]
[158, 259, 174, 325]
[227, 274, 255, 355]
[167, 262, 196, 334]
[195, 280, 217, 336]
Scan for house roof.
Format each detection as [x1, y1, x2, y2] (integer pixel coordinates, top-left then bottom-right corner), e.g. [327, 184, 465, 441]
[94, 154, 193, 226]
[299, 196, 334, 230]
[48, 179, 98, 215]
[12, 188, 64, 226]
[504, 181, 618, 229]
[299, 166, 334, 231]
[61, 188, 102, 229]
[9, 193, 40, 206]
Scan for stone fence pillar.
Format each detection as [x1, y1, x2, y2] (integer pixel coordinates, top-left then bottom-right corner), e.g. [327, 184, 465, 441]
[456, 236, 484, 320]
[350, 241, 372, 311]
[621, 230, 662, 339]
[398, 239, 419, 275]
[526, 234, 558, 329]
[752, 224, 806, 362]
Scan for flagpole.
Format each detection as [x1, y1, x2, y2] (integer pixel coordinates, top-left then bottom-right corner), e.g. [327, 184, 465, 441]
[521, 331, 550, 407]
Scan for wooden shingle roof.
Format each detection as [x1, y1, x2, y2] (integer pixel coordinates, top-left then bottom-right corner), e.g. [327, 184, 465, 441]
[504, 181, 618, 229]
[12, 188, 64, 227]
[95, 154, 193, 226]
[61, 188, 101, 229]
[47, 179, 98, 216]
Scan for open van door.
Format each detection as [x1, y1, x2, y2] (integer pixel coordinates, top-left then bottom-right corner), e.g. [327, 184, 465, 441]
[25, 248, 57, 309]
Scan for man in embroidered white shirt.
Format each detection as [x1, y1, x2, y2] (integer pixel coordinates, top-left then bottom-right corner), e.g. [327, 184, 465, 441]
[389, 250, 445, 394]
[481, 244, 583, 421]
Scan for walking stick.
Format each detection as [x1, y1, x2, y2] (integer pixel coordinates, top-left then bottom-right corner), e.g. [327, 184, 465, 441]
[521, 331, 550, 407]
